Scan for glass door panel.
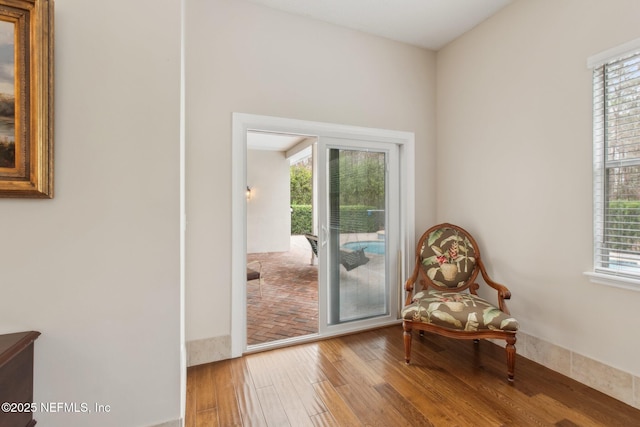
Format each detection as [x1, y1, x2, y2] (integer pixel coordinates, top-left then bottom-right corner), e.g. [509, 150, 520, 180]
[327, 148, 389, 324]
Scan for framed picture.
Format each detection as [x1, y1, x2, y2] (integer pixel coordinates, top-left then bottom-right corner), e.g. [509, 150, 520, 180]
[0, 0, 53, 198]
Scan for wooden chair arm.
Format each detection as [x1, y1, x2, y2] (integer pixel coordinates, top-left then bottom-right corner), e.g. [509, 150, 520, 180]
[404, 255, 421, 305]
[478, 258, 512, 314]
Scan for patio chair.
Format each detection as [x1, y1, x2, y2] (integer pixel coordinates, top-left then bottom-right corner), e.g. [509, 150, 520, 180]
[304, 233, 370, 270]
[401, 223, 519, 381]
[247, 260, 263, 297]
[304, 234, 318, 265]
[339, 246, 369, 271]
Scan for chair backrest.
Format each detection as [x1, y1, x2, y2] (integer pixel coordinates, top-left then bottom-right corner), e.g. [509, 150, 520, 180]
[304, 234, 319, 256]
[417, 223, 480, 291]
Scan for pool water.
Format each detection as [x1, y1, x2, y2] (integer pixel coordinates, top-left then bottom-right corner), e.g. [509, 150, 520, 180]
[342, 240, 385, 255]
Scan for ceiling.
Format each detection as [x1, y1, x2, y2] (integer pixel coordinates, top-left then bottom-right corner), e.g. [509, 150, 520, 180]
[247, 0, 513, 50]
[248, 131, 314, 164]
[247, 131, 307, 151]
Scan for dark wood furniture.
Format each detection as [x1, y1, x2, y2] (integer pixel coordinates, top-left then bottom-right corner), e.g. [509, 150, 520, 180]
[402, 223, 519, 380]
[0, 331, 40, 427]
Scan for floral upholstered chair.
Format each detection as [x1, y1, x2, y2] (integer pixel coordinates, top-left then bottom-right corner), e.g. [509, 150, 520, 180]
[401, 223, 519, 381]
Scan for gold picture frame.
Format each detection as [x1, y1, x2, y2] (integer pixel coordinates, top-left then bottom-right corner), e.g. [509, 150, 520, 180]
[0, 0, 53, 198]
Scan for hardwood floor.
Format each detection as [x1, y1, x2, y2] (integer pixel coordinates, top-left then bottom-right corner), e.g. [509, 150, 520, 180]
[186, 326, 640, 426]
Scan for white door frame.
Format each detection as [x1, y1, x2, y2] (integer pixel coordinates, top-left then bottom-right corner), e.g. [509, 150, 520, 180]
[231, 113, 415, 357]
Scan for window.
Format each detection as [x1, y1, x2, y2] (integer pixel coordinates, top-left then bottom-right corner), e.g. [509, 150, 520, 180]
[589, 39, 640, 285]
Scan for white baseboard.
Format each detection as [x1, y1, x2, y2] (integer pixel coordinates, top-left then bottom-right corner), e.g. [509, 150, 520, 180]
[186, 335, 231, 367]
[148, 418, 181, 427]
[515, 332, 640, 410]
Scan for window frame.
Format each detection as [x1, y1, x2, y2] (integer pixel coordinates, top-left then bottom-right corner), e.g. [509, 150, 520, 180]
[586, 38, 640, 290]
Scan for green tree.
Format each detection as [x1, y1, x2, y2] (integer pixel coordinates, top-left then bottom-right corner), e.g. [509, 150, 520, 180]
[337, 151, 385, 208]
[290, 161, 312, 204]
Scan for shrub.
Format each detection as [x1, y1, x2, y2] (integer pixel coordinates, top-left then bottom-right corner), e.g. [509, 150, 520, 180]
[337, 205, 383, 233]
[607, 200, 640, 251]
[291, 205, 312, 235]
[290, 204, 383, 235]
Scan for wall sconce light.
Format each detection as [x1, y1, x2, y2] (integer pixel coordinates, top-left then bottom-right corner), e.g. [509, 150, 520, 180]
[246, 186, 252, 200]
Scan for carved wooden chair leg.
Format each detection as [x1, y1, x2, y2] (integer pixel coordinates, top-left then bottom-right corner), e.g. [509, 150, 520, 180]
[506, 335, 517, 381]
[403, 324, 412, 364]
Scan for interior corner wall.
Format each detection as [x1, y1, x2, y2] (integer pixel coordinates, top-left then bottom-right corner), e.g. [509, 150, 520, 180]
[247, 149, 291, 253]
[436, 0, 640, 377]
[0, 1, 182, 426]
[185, 0, 436, 346]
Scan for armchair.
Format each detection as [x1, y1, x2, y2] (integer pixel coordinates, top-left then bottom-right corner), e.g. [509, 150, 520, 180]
[401, 223, 519, 380]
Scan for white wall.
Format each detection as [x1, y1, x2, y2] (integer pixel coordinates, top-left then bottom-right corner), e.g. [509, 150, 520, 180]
[247, 149, 291, 253]
[0, 1, 182, 426]
[185, 0, 436, 345]
[437, 0, 640, 379]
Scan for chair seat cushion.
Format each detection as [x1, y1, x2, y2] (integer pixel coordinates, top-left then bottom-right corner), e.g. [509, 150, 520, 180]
[402, 290, 518, 332]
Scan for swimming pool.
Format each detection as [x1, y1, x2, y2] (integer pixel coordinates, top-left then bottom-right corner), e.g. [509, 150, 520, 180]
[342, 240, 385, 255]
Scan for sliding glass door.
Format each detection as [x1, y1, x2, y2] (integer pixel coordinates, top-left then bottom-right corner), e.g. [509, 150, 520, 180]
[318, 138, 399, 330]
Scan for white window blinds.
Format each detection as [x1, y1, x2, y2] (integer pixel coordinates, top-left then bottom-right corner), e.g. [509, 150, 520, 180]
[593, 48, 640, 280]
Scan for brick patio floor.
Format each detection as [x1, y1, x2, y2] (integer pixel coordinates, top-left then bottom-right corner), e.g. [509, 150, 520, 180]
[247, 236, 318, 346]
[246, 234, 387, 346]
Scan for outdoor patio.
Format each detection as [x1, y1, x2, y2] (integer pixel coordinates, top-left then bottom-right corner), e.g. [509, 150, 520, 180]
[247, 235, 318, 345]
[246, 234, 387, 346]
